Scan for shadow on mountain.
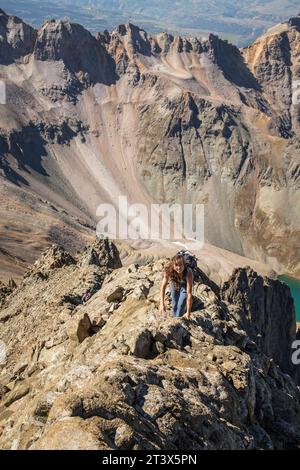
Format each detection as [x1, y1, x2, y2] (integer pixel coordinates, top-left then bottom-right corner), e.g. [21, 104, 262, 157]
[0, 9, 37, 65]
[206, 35, 261, 91]
[0, 124, 48, 186]
[34, 20, 118, 86]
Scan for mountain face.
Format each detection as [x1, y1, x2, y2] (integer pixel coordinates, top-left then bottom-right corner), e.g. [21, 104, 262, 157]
[242, 16, 300, 136]
[0, 239, 299, 450]
[0, 10, 299, 280]
[0, 9, 36, 64]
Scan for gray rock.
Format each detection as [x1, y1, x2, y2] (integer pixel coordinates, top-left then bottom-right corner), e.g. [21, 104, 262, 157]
[128, 329, 153, 358]
[221, 266, 299, 381]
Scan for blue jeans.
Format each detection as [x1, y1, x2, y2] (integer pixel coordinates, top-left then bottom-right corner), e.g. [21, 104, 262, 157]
[171, 286, 187, 317]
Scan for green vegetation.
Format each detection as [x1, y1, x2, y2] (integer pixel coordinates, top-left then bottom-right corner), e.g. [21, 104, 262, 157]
[2, 0, 300, 46]
[279, 275, 300, 322]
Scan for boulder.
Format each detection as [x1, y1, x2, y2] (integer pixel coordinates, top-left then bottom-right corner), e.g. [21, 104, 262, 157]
[127, 328, 154, 359]
[67, 313, 93, 344]
[106, 286, 124, 303]
[3, 383, 30, 407]
[92, 238, 122, 270]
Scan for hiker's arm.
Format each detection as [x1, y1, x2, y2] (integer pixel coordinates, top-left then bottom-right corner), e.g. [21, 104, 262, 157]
[159, 272, 169, 313]
[185, 270, 193, 319]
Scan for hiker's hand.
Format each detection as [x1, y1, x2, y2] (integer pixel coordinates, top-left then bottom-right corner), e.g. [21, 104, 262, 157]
[186, 312, 191, 320]
[159, 302, 166, 314]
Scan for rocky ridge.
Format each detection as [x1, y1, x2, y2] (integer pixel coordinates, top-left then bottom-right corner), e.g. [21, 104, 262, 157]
[0, 239, 299, 450]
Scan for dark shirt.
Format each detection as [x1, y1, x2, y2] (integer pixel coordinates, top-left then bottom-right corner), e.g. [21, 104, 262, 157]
[171, 267, 190, 291]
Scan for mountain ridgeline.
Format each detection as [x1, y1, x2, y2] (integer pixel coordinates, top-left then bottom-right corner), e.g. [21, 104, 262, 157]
[0, 9, 299, 280]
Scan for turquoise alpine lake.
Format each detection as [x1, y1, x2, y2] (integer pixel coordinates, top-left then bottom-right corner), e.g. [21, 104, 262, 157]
[279, 275, 300, 322]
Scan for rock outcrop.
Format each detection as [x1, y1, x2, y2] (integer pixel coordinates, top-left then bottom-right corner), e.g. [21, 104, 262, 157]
[0, 239, 299, 450]
[242, 15, 300, 136]
[0, 278, 17, 307]
[34, 18, 117, 87]
[221, 267, 299, 382]
[0, 9, 36, 64]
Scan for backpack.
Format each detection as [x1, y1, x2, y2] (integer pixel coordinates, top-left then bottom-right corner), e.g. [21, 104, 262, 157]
[176, 250, 198, 273]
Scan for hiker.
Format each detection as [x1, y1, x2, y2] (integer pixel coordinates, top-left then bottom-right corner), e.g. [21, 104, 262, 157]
[159, 253, 194, 319]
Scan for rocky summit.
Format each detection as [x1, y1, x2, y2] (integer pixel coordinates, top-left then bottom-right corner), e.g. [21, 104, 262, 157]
[0, 238, 299, 450]
[0, 10, 299, 281]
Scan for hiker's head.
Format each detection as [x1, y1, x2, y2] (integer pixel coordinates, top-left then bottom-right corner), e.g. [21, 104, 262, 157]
[172, 254, 185, 274]
[164, 254, 186, 290]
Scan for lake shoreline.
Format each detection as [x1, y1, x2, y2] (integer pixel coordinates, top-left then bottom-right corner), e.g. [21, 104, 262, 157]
[278, 275, 300, 323]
